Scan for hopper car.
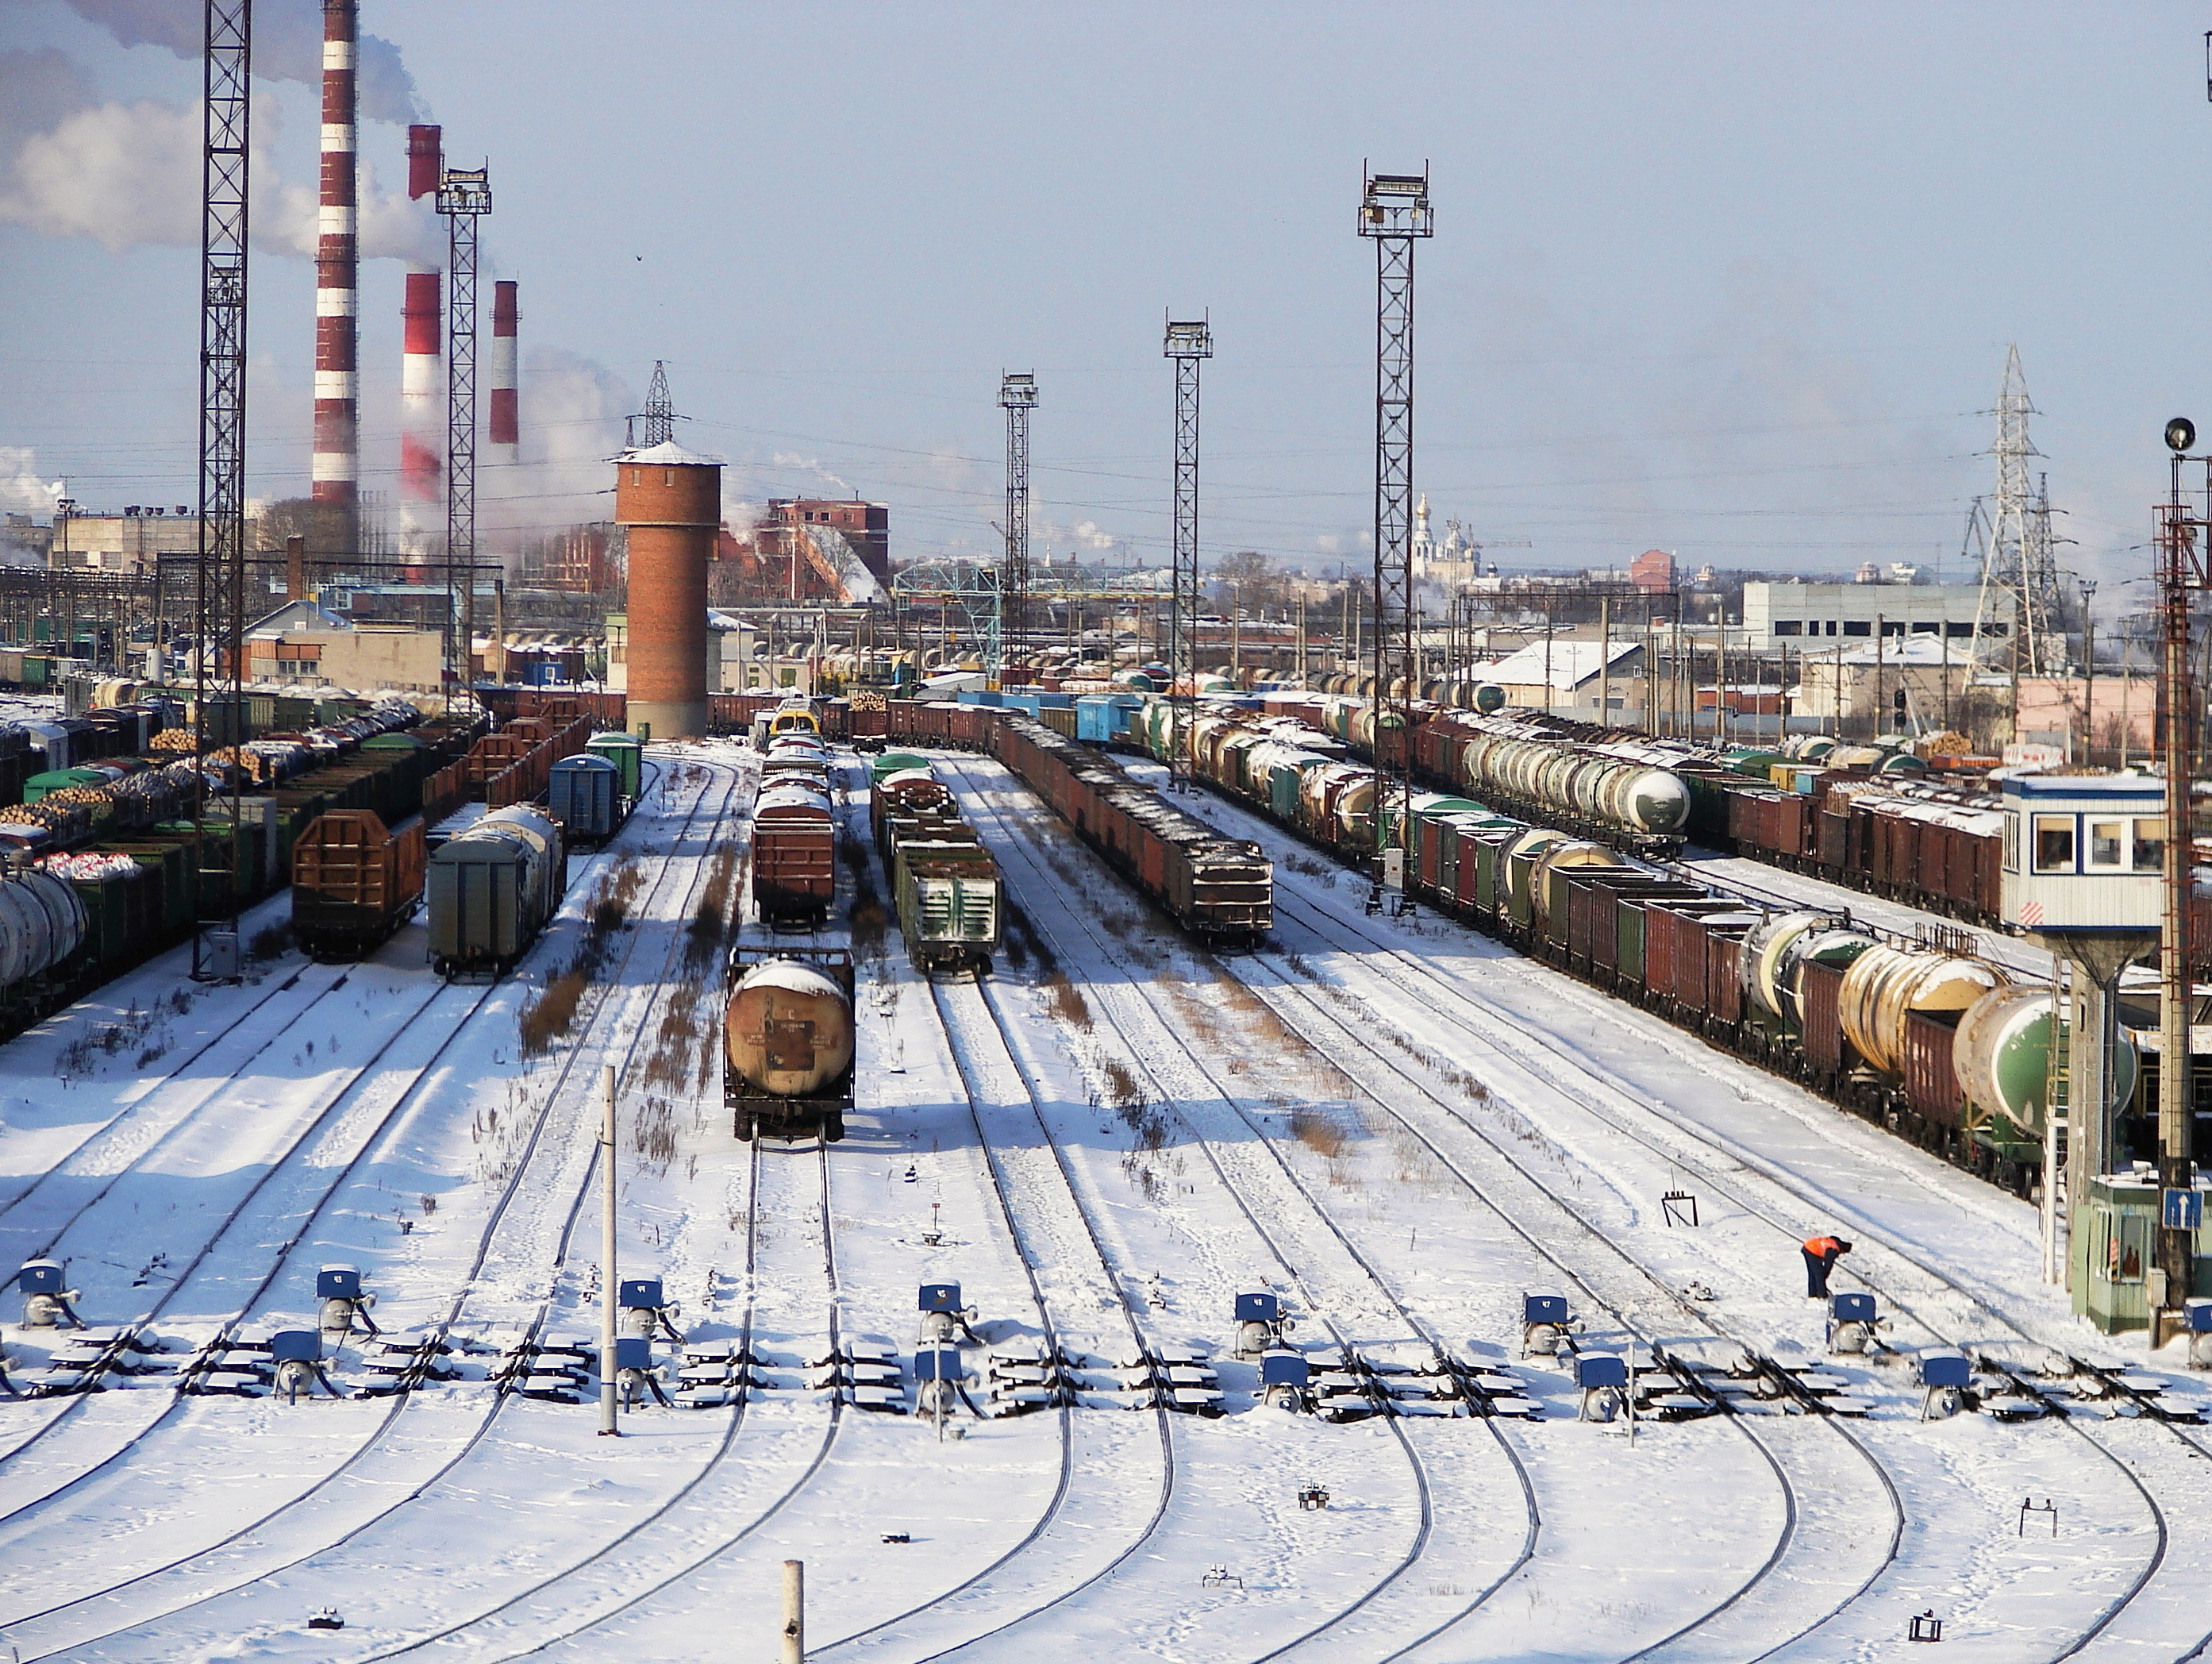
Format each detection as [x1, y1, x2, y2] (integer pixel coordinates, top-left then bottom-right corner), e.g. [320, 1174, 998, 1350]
[1129, 699, 2179, 1195]
[725, 946, 855, 1140]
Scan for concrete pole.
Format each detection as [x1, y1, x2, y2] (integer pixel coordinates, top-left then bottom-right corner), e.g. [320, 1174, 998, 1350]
[599, 1062, 618, 1436]
[783, 1559, 805, 1663]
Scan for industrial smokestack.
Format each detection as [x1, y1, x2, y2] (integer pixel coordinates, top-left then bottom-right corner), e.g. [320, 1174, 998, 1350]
[489, 279, 518, 472]
[311, 0, 359, 518]
[614, 430, 721, 741]
[399, 122, 444, 565]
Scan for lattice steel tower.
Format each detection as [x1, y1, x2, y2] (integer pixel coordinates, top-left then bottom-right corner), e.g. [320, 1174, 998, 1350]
[1164, 317, 1213, 788]
[629, 360, 677, 449]
[1971, 345, 2067, 679]
[194, 0, 252, 980]
[437, 162, 490, 709]
[999, 372, 1037, 683]
[1359, 167, 1432, 875]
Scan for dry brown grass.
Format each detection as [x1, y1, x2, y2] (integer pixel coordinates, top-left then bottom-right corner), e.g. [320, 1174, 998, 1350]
[1043, 972, 1091, 1029]
[517, 858, 647, 1057]
[1291, 1105, 1348, 1159]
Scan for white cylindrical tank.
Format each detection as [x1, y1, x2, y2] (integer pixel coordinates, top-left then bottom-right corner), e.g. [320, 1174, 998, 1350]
[725, 960, 855, 1098]
[0, 871, 89, 988]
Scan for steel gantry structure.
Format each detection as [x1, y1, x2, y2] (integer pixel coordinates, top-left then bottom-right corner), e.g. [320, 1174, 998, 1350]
[437, 161, 490, 709]
[998, 372, 1037, 684]
[1359, 166, 1432, 884]
[194, 0, 252, 980]
[1164, 316, 1212, 788]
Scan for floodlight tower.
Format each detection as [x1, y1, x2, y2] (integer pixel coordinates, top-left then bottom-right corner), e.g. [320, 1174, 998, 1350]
[1164, 316, 1213, 789]
[1359, 167, 1433, 884]
[437, 162, 490, 708]
[194, 0, 252, 981]
[999, 372, 1037, 684]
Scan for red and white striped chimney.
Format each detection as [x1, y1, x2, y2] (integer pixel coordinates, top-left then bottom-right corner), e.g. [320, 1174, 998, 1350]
[489, 279, 519, 473]
[310, 0, 358, 513]
[399, 122, 444, 565]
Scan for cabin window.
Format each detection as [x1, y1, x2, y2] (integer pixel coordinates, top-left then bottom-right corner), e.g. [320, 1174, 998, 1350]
[2134, 819, 2165, 872]
[2033, 815, 2075, 872]
[2087, 819, 2125, 869]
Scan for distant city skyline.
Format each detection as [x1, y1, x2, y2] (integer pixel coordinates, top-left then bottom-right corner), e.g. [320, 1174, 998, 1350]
[2, 2, 2208, 601]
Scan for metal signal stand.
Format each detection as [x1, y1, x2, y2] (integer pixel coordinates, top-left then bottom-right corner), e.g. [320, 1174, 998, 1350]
[1164, 317, 1212, 789]
[437, 163, 490, 713]
[998, 373, 1037, 686]
[193, 0, 252, 982]
[2152, 418, 2206, 1343]
[1359, 168, 1433, 884]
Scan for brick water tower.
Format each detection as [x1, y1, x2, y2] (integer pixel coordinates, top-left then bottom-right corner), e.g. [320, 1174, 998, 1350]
[614, 440, 721, 739]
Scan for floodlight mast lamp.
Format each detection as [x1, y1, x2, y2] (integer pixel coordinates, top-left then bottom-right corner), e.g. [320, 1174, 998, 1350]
[999, 372, 1037, 684]
[1360, 166, 1432, 880]
[2154, 413, 2206, 1342]
[194, 0, 252, 982]
[437, 163, 490, 711]
[1164, 316, 1213, 790]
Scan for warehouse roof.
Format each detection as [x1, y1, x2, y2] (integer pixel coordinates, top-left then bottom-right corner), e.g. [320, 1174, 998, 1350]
[1469, 638, 1640, 692]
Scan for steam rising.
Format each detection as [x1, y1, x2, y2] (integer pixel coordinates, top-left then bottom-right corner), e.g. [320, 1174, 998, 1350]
[487, 347, 639, 537]
[56, 0, 425, 123]
[0, 449, 66, 518]
[0, 85, 440, 263]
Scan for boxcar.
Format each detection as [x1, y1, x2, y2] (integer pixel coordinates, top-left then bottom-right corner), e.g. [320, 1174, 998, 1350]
[752, 780, 836, 926]
[427, 803, 564, 977]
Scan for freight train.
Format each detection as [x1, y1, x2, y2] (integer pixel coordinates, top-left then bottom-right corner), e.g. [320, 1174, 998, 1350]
[1241, 691, 2009, 926]
[869, 751, 1002, 975]
[1129, 700, 2121, 1197]
[990, 712, 1272, 946]
[725, 946, 855, 1142]
[752, 734, 837, 926]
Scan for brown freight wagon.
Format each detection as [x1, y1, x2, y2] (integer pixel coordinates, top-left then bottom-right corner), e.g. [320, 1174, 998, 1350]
[1798, 957, 1848, 1077]
[752, 782, 836, 925]
[291, 809, 427, 959]
[1903, 1008, 1966, 1129]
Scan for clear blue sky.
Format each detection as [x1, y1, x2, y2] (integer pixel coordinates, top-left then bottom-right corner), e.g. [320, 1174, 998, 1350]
[2, 1, 2208, 604]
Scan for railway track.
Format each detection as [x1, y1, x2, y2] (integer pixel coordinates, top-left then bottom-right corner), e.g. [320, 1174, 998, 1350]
[1244, 862, 2208, 1656]
[1, 757, 754, 1660]
[943, 756, 1546, 1662]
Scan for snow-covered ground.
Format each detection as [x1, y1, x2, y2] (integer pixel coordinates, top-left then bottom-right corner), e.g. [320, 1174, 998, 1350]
[0, 737, 2207, 1663]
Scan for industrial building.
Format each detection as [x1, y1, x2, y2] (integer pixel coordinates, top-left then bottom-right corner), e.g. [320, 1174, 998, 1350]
[1742, 579, 1988, 641]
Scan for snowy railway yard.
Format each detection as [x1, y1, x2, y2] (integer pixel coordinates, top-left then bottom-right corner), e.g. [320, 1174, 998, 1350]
[1, 737, 2210, 1664]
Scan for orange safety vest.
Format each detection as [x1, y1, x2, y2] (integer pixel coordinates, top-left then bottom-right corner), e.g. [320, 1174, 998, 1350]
[1804, 1235, 1845, 1259]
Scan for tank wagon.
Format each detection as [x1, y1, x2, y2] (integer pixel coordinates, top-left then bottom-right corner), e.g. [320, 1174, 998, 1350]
[871, 761, 1002, 975]
[426, 803, 566, 978]
[990, 712, 1271, 946]
[725, 946, 856, 1141]
[0, 870, 88, 993]
[1147, 702, 2119, 1196]
[1266, 691, 2011, 927]
[290, 810, 428, 959]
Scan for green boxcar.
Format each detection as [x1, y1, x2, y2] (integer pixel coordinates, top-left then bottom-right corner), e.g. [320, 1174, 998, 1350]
[587, 733, 644, 800]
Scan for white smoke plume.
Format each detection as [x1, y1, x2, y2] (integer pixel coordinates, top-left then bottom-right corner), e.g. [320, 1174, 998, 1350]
[54, 0, 425, 122]
[771, 452, 856, 497]
[487, 346, 638, 537]
[0, 448, 66, 518]
[0, 83, 440, 262]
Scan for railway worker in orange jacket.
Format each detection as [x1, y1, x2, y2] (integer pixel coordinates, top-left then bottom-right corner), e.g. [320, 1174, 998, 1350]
[1802, 1235, 1853, 1299]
